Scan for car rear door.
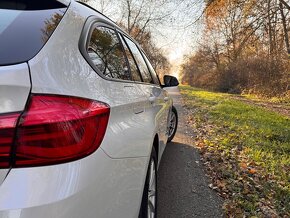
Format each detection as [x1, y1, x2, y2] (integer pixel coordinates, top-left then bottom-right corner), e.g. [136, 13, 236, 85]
[141, 51, 171, 155]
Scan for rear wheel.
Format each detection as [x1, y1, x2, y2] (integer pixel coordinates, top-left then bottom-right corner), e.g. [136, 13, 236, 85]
[139, 147, 157, 218]
[167, 106, 178, 142]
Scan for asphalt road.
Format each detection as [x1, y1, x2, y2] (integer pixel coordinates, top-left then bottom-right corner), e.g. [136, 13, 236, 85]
[157, 87, 223, 218]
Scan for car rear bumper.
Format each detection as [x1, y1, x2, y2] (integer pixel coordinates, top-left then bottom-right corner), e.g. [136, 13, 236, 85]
[0, 148, 148, 218]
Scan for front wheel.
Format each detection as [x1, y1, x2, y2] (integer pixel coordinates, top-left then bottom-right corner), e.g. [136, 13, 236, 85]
[139, 147, 157, 218]
[167, 106, 178, 142]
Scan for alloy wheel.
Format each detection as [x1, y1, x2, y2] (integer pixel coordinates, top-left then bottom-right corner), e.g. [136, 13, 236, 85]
[147, 158, 156, 218]
[168, 111, 177, 139]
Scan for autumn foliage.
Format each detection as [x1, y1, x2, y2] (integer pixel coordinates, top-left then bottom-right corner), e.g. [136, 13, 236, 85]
[181, 0, 290, 98]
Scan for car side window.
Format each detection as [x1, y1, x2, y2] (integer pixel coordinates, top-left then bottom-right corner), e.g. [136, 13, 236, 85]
[123, 36, 153, 84]
[87, 26, 131, 81]
[141, 52, 161, 86]
[118, 34, 142, 82]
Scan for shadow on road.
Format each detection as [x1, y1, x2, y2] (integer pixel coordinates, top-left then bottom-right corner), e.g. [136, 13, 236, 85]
[157, 87, 223, 218]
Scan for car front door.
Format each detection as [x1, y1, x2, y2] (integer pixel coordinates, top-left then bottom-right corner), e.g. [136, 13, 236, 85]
[120, 34, 170, 159]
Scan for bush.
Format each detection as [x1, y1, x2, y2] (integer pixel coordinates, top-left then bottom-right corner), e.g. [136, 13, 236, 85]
[181, 53, 289, 98]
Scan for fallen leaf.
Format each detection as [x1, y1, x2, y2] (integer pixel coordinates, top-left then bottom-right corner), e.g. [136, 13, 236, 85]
[248, 168, 257, 174]
[240, 162, 247, 170]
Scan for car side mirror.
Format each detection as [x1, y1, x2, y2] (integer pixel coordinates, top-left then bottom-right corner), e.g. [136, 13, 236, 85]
[163, 75, 179, 87]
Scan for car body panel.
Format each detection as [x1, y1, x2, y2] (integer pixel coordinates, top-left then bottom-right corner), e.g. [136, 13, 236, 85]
[0, 63, 30, 185]
[133, 83, 170, 159]
[0, 148, 148, 218]
[0, 63, 30, 114]
[0, 172, 7, 190]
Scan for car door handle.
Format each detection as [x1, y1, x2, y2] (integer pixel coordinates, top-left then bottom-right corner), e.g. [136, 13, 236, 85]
[149, 96, 156, 103]
[164, 97, 169, 102]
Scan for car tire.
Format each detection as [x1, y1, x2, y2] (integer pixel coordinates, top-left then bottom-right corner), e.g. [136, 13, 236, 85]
[139, 147, 157, 218]
[167, 106, 178, 142]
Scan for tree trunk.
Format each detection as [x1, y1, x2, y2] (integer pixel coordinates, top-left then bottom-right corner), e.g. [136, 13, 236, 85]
[279, 1, 290, 56]
[267, 0, 274, 57]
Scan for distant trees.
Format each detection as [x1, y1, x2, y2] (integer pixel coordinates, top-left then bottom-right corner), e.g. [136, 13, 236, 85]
[181, 0, 290, 97]
[117, 0, 172, 78]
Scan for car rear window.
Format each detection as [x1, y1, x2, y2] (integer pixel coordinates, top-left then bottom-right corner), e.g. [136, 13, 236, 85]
[0, 0, 67, 66]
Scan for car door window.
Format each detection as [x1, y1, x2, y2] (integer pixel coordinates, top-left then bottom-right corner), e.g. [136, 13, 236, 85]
[87, 26, 131, 81]
[118, 34, 142, 82]
[123, 36, 153, 84]
[141, 52, 160, 86]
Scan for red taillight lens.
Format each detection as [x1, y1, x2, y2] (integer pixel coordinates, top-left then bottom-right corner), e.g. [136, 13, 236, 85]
[14, 95, 110, 167]
[0, 113, 20, 168]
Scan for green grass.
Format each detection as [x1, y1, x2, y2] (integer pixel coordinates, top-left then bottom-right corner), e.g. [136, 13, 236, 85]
[180, 85, 290, 216]
[243, 93, 290, 106]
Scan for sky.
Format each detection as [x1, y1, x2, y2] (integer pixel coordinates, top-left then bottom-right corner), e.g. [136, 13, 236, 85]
[84, 0, 205, 77]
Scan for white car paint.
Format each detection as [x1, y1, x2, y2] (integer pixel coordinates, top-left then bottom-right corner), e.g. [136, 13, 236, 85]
[0, 149, 148, 218]
[0, 64, 30, 114]
[0, 1, 174, 217]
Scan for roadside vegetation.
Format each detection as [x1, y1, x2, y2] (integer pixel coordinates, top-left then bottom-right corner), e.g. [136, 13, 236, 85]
[180, 85, 290, 217]
[181, 0, 290, 98]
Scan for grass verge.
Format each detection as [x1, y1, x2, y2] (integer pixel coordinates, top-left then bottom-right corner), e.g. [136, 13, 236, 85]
[180, 85, 290, 217]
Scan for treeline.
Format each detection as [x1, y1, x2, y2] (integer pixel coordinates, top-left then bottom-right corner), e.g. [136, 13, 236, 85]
[181, 0, 290, 97]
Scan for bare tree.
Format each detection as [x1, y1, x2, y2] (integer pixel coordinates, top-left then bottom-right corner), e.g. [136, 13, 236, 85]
[279, 0, 290, 55]
[182, 0, 289, 97]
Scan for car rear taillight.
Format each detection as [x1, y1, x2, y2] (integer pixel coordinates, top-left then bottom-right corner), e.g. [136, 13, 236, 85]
[0, 94, 110, 168]
[0, 113, 20, 168]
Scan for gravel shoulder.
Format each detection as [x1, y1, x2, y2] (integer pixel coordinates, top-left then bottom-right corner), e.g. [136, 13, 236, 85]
[157, 87, 223, 218]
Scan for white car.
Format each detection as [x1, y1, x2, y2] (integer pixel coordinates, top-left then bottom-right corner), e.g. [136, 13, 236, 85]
[0, 0, 179, 218]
